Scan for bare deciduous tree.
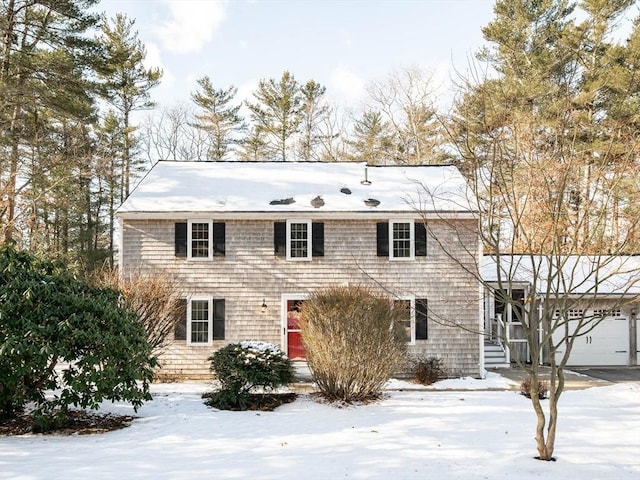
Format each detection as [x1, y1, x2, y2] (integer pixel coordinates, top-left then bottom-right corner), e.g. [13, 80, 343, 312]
[141, 103, 211, 163]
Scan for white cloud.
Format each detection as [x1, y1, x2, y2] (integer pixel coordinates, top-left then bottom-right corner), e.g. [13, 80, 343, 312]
[141, 41, 177, 105]
[156, 0, 227, 54]
[237, 80, 257, 102]
[328, 65, 366, 105]
[143, 41, 164, 72]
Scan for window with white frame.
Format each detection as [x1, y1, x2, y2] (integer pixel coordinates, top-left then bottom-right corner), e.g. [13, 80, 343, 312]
[288, 220, 311, 260]
[390, 220, 414, 259]
[274, 221, 324, 260]
[188, 220, 212, 259]
[188, 298, 211, 344]
[394, 298, 414, 344]
[376, 220, 426, 259]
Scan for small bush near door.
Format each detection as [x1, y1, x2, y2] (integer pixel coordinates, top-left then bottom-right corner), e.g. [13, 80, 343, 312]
[300, 285, 407, 402]
[205, 342, 295, 410]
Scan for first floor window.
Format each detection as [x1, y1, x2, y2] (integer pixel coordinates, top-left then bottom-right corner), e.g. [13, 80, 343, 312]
[174, 297, 225, 344]
[393, 297, 428, 344]
[190, 299, 210, 343]
[395, 299, 413, 343]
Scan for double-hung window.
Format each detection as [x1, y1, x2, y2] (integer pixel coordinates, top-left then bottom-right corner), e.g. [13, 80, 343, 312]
[391, 221, 413, 259]
[189, 221, 211, 259]
[175, 221, 225, 259]
[377, 220, 427, 259]
[174, 298, 226, 345]
[288, 220, 311, 260]
[393, 297, 429, 344]
[189, 298, 210, 344]
[274, 221, 324, 260]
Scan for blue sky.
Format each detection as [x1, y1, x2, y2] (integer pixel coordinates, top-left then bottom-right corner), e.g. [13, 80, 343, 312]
[97, 0, 498, 110]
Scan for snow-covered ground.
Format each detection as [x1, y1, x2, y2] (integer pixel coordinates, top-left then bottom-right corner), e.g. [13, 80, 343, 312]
[1, 374, 638, 480]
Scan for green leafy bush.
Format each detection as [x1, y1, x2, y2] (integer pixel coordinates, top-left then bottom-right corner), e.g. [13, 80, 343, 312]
[410, 356, 444, 385]
[0, 245, 156, 428]
[300, 285, 407, 402]
[207, 341, 295, 410]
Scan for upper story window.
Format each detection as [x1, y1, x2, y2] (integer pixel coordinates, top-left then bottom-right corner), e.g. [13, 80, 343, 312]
[274, 221, 324, 260]
[391, 221, 413, 259]
[190, 221, 211, 258]
[377, 220, 427, 259]
[288, 221, 311, 259]
[175, 221, 225, 259]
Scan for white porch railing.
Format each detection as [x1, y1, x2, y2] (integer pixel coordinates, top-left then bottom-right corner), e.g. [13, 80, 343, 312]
[488, 314, 510, 364]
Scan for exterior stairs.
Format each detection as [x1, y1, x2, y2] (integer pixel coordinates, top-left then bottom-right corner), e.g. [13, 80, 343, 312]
[484, 341, 510, 368]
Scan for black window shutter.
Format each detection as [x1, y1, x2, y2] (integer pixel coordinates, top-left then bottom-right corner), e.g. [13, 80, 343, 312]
[415, 222, 427, 257]
[376, 222, 389, 257]
[416, 299, 428, 340]
[212, 222, 225, 256]
[175, 223, 187, 257]
[312, 222, 324, 257]
[274, 222, 286, 257]
[213, 299, 225, 340]
[174, 299, 187, 340]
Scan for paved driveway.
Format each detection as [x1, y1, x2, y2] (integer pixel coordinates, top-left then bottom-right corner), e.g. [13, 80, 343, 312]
[571, 366, 640, 383]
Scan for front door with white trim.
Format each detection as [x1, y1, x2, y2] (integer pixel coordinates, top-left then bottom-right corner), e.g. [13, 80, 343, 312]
[282, 295, 307, 361]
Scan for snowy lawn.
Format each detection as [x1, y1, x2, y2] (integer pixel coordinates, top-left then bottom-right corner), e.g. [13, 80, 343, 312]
[0, 375, 638, 480]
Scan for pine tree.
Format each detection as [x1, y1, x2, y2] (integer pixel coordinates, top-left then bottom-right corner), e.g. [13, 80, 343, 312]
[245, 71, 302, 161]
[238, 125, 271, 162]
[0, 0, 101, 244]
[346, 109, 394, 165]
[297, 80, 330, 161]
[190, 75, 244, 161]
[96, 13, 162, 201]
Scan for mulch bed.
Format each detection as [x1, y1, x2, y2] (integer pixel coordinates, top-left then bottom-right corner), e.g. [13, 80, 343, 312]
[202, 392, 297, 411]
[0, 410, 136, 436]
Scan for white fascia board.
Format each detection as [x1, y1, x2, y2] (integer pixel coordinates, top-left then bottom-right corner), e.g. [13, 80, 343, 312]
[116, 210, 479, 221]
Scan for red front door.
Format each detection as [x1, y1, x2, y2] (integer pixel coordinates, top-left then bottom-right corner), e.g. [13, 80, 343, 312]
[286, 299, 306, 360]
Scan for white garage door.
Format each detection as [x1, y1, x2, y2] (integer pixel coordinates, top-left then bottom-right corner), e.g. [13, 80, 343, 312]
[554, 317, 629, 366]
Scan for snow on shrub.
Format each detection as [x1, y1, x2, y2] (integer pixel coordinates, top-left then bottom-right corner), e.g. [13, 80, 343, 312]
[206, 341, 295, 410]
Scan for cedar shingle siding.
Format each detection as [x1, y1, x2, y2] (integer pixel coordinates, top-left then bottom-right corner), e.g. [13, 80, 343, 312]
[122, 217, 480, 379]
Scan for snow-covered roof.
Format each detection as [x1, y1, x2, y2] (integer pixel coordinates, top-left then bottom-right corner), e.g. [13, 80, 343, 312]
[117, 161, 476, 217]
[481, 255, 640, 296]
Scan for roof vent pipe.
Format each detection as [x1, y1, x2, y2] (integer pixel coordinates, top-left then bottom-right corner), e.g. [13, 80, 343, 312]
[360, 166, 371, 186]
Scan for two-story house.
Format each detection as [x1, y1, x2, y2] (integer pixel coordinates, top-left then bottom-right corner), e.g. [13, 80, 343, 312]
[117, 161, 481, 379]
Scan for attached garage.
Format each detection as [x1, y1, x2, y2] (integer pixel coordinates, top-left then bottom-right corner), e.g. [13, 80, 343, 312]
[482, 255, 640, 368]
[553, 315, 630, 366]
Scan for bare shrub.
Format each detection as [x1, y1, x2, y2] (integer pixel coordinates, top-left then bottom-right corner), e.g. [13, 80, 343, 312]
[520, 377, 549, 400]
[300, 285, 407, 402]
[410, 356, 443, 385]
[92, 267, 183, 354]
